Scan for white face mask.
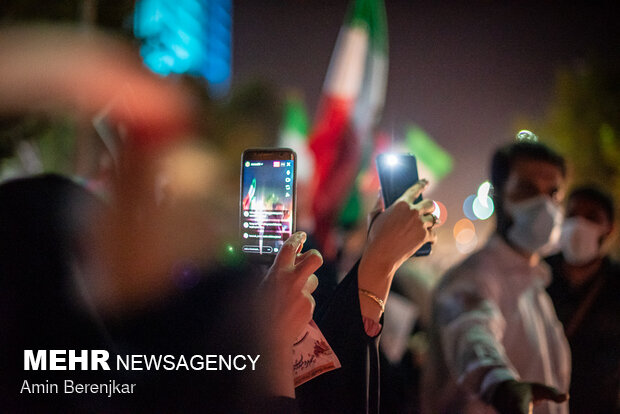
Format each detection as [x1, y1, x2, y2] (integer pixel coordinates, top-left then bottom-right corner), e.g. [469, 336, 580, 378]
[560, 216, 605, 266]
[505, 195, 563, 255]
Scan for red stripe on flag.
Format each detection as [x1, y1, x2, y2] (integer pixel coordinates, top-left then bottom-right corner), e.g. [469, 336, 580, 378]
[309, 95, 362, 252]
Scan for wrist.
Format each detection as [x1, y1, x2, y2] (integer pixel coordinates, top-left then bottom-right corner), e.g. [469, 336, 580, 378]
[359, 246, 397, 279]
[262, 340, 295, 398]
[358, 251, 398, 322]
[266, 353, 296, 399]
[358, 292, 384, 322]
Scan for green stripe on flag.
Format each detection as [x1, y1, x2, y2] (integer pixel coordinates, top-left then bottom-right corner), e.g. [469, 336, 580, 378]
[368, 0, 387, 53]
[280, 93, 314, 182]
[282, 94, 309, 138]
[346, 0, 387, 52]
[338, 182, 363, 229]
[353, 0, 388, 153]
[406, 125, 454, 180]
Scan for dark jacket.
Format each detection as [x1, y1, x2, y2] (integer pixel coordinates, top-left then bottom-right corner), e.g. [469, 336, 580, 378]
[546, 254, 620, 414]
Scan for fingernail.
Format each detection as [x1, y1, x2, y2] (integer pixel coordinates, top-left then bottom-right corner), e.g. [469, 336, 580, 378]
[295, 232, 307, 248]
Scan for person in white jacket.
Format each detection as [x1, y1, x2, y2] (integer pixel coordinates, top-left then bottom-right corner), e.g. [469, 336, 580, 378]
[423, 138, 571, 414]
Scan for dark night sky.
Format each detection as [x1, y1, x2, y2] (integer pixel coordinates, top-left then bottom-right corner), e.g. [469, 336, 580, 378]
[232, 1, 619, 254]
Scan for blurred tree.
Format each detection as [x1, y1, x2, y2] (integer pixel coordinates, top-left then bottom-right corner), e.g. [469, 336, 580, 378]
[535, 61, 620, 255]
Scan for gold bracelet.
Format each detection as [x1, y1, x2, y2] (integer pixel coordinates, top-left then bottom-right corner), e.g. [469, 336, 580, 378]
[359, 288, 385, 312]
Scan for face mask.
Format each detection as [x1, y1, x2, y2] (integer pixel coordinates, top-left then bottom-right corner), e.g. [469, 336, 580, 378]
[560, 216, 605, 266]
[505, 195, 563, 255]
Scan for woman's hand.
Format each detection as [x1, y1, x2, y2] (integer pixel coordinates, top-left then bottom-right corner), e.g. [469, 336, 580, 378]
[262, 231, 323, 347]
[364, 180, 437, 275]
[259, 231, 322, 398]
[358, 180, 438, 322]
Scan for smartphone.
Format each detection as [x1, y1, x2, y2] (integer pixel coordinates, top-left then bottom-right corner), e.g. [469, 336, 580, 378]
[376, 153, 432, 256]
[240, 149, 297, 262]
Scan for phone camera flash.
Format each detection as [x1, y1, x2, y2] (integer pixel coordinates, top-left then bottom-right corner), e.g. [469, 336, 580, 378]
[386, 154, 399, 167]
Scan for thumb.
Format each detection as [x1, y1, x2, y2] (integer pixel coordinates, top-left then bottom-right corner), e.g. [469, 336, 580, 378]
[530, 383, 568, 404]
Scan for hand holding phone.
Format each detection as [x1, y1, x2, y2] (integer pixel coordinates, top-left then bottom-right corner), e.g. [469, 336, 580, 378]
[375, 153, 433, 256]
[261, 232, 321, 343]
[357, 178, 437, 322]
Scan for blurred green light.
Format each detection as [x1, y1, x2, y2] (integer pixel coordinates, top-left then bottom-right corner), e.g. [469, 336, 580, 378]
[405, 125, 454, 180]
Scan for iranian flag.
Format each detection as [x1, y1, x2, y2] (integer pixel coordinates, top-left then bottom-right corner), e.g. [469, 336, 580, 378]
[279, 92, 314, 184]
[309, 0, 388, 253]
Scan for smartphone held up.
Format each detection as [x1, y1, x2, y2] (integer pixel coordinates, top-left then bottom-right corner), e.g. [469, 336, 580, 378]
[240, 149, 297, 262]
[376, 153, 433, 256]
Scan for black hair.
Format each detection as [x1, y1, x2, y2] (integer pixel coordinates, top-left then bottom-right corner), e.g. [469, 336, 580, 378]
[490, 140, 566, 234]
[568, 185, 615, 223]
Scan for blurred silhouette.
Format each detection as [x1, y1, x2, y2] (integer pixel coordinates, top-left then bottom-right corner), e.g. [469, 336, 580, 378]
[0, 174, 109, 412]
[0, 24, 311, 414]
[546, 186, 620, 414]
[424, 140, 570, 414]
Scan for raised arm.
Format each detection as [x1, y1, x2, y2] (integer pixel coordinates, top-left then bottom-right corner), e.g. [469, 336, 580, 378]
[358, 180, 437, 322]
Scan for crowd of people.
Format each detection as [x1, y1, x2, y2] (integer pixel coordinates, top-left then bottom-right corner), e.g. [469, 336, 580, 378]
[1, 26, 619, 414]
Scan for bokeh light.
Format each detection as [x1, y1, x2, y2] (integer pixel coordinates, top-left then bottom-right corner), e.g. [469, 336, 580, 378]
[463, 181, 495, 221]
[453, 218, 478, 254]
[453, 218, 474, 237]
[463, 194, 477, 221]
[477, 181, 491, 207]
[455, 228, 475, 244]
[433, 200, 448, 225]
[472, 195, 494, 220]
[456, 231, 478, 254]
[516, 129, 538, 142]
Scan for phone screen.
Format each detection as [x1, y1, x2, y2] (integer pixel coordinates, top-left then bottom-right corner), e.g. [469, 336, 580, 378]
[240, 149, 296, 259]
[376, 153, 432, 256]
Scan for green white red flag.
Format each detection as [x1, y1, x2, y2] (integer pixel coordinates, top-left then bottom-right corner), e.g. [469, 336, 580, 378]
[309, 0, 388, 253]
